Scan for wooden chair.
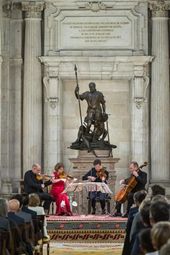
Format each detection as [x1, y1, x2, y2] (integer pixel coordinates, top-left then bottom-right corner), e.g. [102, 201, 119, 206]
[34, 215, 50, 255]
[0, 230, 10, 255]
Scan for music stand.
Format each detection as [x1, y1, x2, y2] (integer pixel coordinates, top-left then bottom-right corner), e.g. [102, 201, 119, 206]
[63, 181, 113, 214]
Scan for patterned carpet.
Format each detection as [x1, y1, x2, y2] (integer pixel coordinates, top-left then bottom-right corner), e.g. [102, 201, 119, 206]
[49, 242, 123, 255]
[47, 215, 126, 243]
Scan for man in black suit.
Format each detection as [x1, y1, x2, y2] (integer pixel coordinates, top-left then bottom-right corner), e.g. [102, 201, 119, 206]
[114, 161, 147, 217]
[24, 163, 53, 214]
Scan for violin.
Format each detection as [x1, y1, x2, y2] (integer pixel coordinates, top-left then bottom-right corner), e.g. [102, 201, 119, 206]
[96, 167, 107, 180]
[114, 162, 148, 203]
[58, 172, 74, 180]
[36, 173, 52, 181]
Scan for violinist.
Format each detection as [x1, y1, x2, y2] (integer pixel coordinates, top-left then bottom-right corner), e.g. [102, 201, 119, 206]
[50, 163, 72, 216]
[82, 159, 109, 215]
[113, 161, 147, 217]
[24, 163, 54, 214]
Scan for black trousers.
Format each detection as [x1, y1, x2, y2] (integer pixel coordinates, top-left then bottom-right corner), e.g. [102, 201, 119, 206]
[37, 192, 54, 211]
[115, 192, 134, 214]
[89, 191, 107, 211]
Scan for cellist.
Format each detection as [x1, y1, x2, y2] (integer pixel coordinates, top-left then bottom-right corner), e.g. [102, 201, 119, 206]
[113, 161, 147, 217]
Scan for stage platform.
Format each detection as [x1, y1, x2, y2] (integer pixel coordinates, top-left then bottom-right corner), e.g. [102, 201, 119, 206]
[47, 214, 127, 243]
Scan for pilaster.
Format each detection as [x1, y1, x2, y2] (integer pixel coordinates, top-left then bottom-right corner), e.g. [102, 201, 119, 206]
[131, 64, 149, 168]
[150, 0, 170, 182]
[22, 1, 44, 172]
[41, 62, 63, 173]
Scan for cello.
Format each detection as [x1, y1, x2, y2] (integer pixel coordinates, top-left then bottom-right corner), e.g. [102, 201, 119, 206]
[114, 162, 147, 203]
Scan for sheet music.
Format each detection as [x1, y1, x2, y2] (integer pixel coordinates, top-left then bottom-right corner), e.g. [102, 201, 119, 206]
[63, 181, 113, 194]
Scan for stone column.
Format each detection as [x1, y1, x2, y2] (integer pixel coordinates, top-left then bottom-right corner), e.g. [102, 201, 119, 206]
[9, 4, 23, 192]
[150, 1, 170, 182]
[131, 65, 149, 166]
[41, 62, 63, 173]
[22, 2, 44, 172]
[1, 3, 12, 194]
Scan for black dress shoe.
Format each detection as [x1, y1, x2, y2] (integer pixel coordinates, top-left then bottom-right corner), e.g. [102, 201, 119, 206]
[92, 210, 96, 215]
[102, 209, 106, 215]
[112, 212, 122, 217]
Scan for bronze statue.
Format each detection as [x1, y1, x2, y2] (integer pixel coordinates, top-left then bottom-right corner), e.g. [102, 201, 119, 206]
[70, 65, 116, 152]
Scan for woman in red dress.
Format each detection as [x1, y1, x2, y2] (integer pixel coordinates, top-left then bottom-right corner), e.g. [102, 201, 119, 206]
[50, 163, 72, 216]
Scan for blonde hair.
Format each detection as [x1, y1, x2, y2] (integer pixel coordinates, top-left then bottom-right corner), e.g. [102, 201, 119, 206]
[151, 221, 170, 250]
[28, 193, 41, 206]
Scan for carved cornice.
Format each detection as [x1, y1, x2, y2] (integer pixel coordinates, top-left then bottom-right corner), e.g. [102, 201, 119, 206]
[149, 0, 169, 17]
[77, 1, 113, 12]
[22, 1, 45, 19]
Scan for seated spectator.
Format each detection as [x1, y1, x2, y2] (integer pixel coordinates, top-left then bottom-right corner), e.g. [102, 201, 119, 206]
[151, 221, 170, 255]
[0, 198, 10, 231]
[28, 193, 50, 241]
[11, 194, 33, 223]
[0, 198, 12, 254]
[130, 199, 152, 255]
[139, 228, 155, 255]
[22, 194, 37, 219]
[8, 199, 33, 255]
[8, 199, 25, 225]
[149, 200, 170, 226]
[150, 184, 165, 198]
[122, 190, 147, 255]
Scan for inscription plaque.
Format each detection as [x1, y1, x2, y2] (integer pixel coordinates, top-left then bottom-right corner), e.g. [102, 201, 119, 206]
[60, 16, 133, 49]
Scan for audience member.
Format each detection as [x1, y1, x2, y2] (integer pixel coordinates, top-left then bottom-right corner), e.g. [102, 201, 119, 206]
[160, 239, 170, 255]
[139, 228, 155, 255]
[11, 194, 32, 223]
[8, 199, 33, 255]
[149, 200, 170, 225]
[0, 198, 10, 231]
[122, 190, 147, 255]
[151, 221, 170, 254]
[130, 199, 152, 255]
[28, 193, 50, 242]
[150, 185, 165, 198]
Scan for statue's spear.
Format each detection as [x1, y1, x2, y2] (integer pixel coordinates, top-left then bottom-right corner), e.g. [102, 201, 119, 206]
[74, 65, 83, 126]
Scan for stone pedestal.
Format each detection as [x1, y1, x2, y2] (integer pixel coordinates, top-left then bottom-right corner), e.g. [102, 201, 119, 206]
[69, 150, 119, 214]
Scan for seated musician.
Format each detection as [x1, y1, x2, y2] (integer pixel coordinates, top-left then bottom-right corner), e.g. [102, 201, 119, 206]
[50, 163, 72, 216]
[113, 161, 147, 217]
[24, 163, 54, 215]
[82, 159, 109, 215]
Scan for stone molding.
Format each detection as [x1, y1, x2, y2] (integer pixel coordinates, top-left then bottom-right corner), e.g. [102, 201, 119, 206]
[40, 56, 153, 110]
[40, 56, 153, 80]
